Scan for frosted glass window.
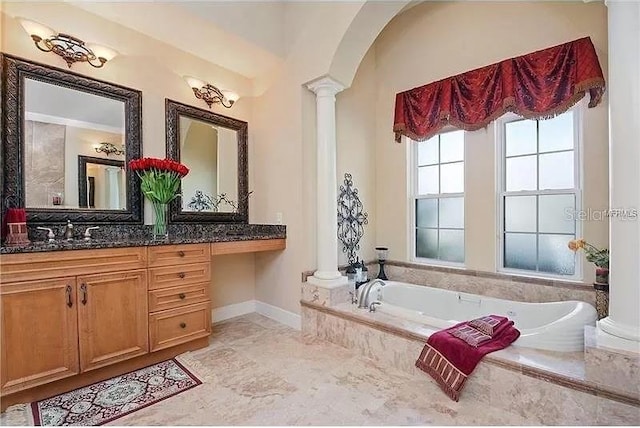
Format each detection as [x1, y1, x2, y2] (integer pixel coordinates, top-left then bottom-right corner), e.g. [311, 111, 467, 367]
[504, 233, 537, 271]
[418, 165, 439, 195]
[506, 155, 537, 191]
[412, 131, 465, 265]
[439, 230, 464, 263]
[539, 234, 576, 275]
[539, 195, 575, 234]
[505, 120, 537, 157]
[505, 196, 536, 232]
[500, 111, 578, 278]
[440, 162, 464, 193]
[539, 111, 574, 153]
[439, 197, 464, 229]
[416, 198, 438, 228]
[418, 136, 439, 166]
[440, 131, 464, 163]
[416, 229, 438, 259]
[539, 152, 574, 190]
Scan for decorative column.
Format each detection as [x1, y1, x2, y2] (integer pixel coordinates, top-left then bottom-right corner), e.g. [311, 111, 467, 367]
[306, 76, 348, 286]
[597, 0, 640, 348]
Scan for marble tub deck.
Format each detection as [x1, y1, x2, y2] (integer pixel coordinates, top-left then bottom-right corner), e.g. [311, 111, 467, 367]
[0, 313, 591, 426]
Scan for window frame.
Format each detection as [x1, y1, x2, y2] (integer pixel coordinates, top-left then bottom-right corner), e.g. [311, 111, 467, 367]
[409, 129, 466, 268]
[495, 107, 584, 281]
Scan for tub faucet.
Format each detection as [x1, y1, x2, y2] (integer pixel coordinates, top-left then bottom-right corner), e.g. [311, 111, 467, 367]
[357, 279, 385, 309]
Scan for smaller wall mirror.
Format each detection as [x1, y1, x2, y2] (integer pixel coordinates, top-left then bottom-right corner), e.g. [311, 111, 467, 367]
[166, 99, 248, 223]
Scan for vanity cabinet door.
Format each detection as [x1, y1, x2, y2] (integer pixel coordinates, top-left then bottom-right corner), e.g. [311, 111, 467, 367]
[1, 278, 79, 395]
[77, 270, 148, 372]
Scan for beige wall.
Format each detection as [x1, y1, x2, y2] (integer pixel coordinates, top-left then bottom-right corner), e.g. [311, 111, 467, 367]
[1, 3, 255, 309]
[362, 1, 609, 283]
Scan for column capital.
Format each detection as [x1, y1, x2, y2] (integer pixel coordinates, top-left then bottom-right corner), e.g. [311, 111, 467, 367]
[306, 75, 346, 97]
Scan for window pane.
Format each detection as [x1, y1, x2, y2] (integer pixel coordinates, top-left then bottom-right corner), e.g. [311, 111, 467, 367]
[539, 194, 575, 234]
[504, 233, 537, 271]
[418, 136, 439, 166]
[418, 165, 439, 194]
[506, 155, 537, 191]
[539, 151, 574, 190]
[440, 162, 464, 193]
[416, 198, 438, 228]
[505, 196, 536, 232]
[440, 131, 464, 163]
[539, 234, 576, 275]
[416, 228, 438, 259]
[439, 197, 464, 229]
[539, 111, 573, 153]
[439, 230, 464, 263]
[505, 120, 537, 157]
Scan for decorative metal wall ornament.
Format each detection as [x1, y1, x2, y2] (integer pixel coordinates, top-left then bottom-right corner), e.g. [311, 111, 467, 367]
[94, 142, 125, 157]
[337, 173, 368, 264]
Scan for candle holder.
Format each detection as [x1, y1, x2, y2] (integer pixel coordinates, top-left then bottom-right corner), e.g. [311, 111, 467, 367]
[375, 246, 388, 280]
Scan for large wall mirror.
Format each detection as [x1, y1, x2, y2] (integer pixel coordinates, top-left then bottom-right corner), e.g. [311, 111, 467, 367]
[1, 54, 142, 224]
[166, 99, 248, 223]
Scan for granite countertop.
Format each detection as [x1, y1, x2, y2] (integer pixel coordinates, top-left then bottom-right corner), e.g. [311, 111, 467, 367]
[1, 223, 286, 254]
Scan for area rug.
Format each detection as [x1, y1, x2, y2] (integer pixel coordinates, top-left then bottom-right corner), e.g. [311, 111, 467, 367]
[31, 359, 202, 426]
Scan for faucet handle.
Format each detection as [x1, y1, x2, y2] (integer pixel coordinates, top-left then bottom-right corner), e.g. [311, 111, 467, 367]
[37, 227, 55, 242]
[83, 226, 100, 240]
[369, 301, 382, 313]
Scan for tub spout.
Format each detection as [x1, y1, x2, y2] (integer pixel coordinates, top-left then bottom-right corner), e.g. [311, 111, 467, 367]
[358, 279, 386, 309]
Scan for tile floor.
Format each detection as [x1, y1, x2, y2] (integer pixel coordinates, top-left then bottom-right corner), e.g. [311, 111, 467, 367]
[110, 313, 533, 426]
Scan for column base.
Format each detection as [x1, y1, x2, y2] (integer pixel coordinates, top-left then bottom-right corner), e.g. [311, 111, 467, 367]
[307, 274, 348, 288]
[596, 318, 640, 353]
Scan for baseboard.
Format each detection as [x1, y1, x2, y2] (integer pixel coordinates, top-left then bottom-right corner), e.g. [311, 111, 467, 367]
[255, 301, 302, 331]
[211, 300, 301, 331]
[211, 300, 257, 323]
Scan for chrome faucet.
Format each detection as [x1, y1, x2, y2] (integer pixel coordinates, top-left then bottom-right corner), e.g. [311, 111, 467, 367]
[83, 226, 100, 241]
[357, 279, 385, 309]
[64, 220, 74, 241]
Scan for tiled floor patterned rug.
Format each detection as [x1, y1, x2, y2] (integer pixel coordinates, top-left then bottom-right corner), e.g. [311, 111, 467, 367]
[31, 359, 202, 426]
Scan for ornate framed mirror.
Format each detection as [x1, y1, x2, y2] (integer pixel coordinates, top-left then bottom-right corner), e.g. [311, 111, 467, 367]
[1, 54, 142, 224]
[165, 99, 248, 223]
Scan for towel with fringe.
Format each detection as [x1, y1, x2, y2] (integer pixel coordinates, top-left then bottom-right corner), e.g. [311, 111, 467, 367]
[415, 315, 520, 401]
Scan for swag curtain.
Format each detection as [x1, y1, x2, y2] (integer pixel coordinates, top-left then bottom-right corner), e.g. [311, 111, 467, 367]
[393, 37, 605, 143]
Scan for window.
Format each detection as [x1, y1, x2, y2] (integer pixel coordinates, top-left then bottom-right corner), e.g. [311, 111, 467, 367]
[498, 110, 580, 277]
[412, 130, 465, 264]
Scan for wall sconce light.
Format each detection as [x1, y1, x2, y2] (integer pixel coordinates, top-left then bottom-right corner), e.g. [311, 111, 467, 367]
[94, 142, 124, 156]
[18, 18, 118, 69]
[184, 76, 239, 109]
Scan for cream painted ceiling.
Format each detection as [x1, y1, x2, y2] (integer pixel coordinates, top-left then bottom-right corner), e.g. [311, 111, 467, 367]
[69, 1, 290, 79]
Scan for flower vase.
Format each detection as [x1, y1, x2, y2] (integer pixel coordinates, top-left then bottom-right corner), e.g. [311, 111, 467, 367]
[595, 267, 609, 285]
[152, 202, 169, 240]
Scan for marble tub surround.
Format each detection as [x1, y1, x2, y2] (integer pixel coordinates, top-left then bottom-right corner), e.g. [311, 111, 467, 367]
[2, 224, 286, 254]
[301, 301, 640, 415]
[382, 260, 596, 306]
[301, 280, 352, 307]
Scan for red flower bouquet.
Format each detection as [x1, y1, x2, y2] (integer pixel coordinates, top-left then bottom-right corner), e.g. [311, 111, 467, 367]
[129, 157, 189, 239]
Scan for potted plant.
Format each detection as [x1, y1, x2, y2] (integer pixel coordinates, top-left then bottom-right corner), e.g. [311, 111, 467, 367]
[129, 157, 189, 240]
[568, 239, 609, 284]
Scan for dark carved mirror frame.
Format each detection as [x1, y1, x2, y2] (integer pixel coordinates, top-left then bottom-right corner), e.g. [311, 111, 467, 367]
[78, 155, 125, 209]
[165, 99, 248, 223]
[1, 53, 143, 224]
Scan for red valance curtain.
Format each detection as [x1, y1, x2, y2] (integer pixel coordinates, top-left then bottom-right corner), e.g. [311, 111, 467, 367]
[393, 37, 605, 143]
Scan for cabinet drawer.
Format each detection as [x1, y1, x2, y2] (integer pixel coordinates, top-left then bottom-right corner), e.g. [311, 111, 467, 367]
[0, 247, 147, 283]
[148, 262, 211, 290]
[147, 244, 209, 268]
[148, 283, 209, 313]
[149, 302, 211, 352]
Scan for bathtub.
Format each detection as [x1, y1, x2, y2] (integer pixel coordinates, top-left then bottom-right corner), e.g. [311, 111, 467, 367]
[361, 281, 597, 352]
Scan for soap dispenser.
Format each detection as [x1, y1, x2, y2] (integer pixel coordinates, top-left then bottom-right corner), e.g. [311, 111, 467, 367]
[64, 220, 74, 241]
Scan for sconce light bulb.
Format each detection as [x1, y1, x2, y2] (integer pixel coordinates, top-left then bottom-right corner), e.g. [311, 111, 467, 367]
[184, 75, 206, 89]
[222, 90, 240, 103]
[86, 43, 118, 62]
[18, 18, 55, 39]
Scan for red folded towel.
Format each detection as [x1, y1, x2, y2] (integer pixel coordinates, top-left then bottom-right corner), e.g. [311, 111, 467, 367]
[416, 316, 520, 401]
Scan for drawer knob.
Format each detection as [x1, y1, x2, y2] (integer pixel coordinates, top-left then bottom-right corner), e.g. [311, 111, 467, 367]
[178, 272, 185, 279]
[178, 293, 186, 300]
[180, 322, 187, 329]
[178, 251, 185, 257]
